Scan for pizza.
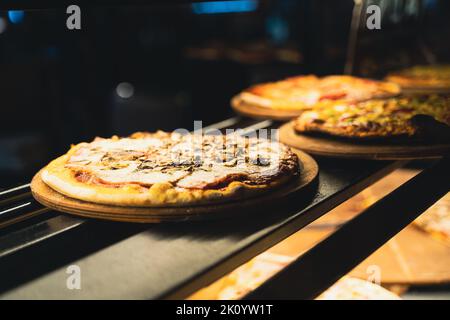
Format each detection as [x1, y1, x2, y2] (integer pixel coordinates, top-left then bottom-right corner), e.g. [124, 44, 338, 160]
[293, 94, 450, 139]
[41, 131, 300, 207]
[386, 65, 450, 92]
[190, 252, 294, 300]
[190, 253, 400, 300]
[414, 192, 450, 244]
[316, 277, 400, 300]
[232, 75, 400, 111]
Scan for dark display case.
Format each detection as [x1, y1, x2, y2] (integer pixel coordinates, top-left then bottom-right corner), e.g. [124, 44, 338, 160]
[0, 0, 449, 299]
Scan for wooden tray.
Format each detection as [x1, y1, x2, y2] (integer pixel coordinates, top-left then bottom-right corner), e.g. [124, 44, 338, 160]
[31, 149, 318, 223]
[275, 225, 450, 286]
[269, 168, 450, 285]
[279, 122, 450, 160]
[231, 96, 303, 121]
[350, 225, 450, 285]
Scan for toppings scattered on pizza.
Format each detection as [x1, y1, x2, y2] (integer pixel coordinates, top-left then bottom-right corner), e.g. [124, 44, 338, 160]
[232, 75, 400, 111]
[41, 131, 300, 207]
[293, 94, 450, 139]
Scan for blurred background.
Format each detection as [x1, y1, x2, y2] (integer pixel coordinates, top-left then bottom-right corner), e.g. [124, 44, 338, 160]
[0, 0, 449, 187]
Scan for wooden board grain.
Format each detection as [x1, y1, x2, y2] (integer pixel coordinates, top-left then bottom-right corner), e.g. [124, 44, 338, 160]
[349, 225, 450, 285]
[266, 168, 450, 286]
[31, 149, 318, 223]
[231, 96, 303, 121]
[279, 122, 450, 160]
[270, 225, 450, 286]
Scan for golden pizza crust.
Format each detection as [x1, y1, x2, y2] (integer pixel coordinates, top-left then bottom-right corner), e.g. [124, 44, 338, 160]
[41, 133, 300, 207]
[294, 122, 415, 139]
[232, 75, 401, 111]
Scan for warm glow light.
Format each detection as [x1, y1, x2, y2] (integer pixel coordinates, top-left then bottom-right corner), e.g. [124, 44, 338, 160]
[116, 82, 134, 99]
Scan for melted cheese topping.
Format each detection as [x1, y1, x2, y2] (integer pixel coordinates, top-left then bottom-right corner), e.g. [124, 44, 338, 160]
[65, 132, 296, 190]
[298, 94, 450, 129]
[245, 75, 400, 109]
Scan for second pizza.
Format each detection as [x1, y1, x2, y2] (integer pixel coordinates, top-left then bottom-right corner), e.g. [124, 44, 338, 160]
[293, 94, 450, 140]
[232, 75, 401, 112]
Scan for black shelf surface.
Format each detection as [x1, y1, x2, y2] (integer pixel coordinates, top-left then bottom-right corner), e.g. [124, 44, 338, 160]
[0, 118, 409, 299]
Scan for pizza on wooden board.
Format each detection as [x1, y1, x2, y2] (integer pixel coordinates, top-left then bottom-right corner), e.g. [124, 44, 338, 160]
[189, 253, 400, 300]
[232, 75, 400, 111]
[386, 65, 450, 91]
[414, 192, 450, 244]
[293, 94, 450, 140]
[41, 131, 300, 207]
[316, 277, 400, 300]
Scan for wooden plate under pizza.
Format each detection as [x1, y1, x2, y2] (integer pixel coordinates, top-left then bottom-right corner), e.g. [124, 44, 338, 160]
[32, 137, 318, 223]
[279, 122, 450, 160]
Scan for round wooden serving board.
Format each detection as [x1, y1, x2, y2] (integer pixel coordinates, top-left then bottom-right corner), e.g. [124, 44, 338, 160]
[279, 122, 450, 160]
[231, 96, 303, 121]
[31, 149, 318, 223]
